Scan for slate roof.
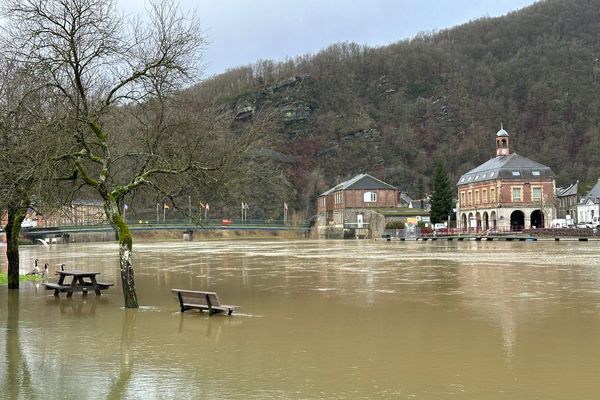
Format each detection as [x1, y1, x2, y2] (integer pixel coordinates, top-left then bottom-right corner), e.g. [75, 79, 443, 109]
[580, 179, 600, 203]
[399, 192, 413, 207]
[556, 181, 578, 197]
[457, 153, 554, 186]
[320, 173, 396, 196]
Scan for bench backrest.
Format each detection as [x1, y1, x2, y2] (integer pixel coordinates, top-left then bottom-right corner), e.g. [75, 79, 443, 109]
[173, 290, 221, 307]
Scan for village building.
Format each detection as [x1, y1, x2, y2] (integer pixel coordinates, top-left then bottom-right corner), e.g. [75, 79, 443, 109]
[1, 200, 106, 229]
[456, 127, 556, 232]
[316, 173, 428, 238]
[555, 181, 579, 224]
[575, 179, 600, 227]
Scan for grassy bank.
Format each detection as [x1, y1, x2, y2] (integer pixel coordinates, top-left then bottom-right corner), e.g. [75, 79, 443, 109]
[0, 272, 43, 285]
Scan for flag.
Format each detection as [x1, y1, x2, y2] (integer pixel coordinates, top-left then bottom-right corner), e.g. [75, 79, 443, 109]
[284, 202, 288, 211]
[205, 203, 210, 211]
[123, 204, 128, 210]
[164, 203, 170, 209]
[199, 201, 205, 208]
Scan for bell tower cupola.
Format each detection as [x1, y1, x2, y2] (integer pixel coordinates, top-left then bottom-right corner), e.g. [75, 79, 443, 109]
[496, 124, 510, 156]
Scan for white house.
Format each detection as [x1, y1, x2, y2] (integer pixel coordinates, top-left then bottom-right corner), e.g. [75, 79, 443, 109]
[576, 179, 600, 227]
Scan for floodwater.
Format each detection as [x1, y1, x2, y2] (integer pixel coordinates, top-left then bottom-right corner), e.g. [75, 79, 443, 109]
[2, 239, 600, 399]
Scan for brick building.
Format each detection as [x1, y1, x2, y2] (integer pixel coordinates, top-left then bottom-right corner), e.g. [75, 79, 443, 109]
[316, 173, 398, 238]
[456, 127, 555, 232]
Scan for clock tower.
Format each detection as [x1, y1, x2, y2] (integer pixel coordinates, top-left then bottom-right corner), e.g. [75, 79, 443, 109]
[495, 124, 510, 156]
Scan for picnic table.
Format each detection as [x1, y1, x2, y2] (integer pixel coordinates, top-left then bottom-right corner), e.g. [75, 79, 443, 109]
[43, 270, 113, 297]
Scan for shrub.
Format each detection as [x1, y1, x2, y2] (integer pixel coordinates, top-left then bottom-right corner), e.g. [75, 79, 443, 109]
[385, 221, 405, 229]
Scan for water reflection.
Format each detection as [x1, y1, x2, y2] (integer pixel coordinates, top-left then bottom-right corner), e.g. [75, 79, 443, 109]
[2, 240, 600, 398]
[5, 291, 34, 399]
[107, 309, 136, 400]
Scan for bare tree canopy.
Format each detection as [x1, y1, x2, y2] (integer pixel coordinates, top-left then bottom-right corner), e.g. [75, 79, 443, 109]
[1, 0, 209, 307]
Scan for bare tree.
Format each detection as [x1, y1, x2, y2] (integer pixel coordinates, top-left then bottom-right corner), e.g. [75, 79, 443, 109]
[0, 57, 61, 289]
[1, 0, 208, 307]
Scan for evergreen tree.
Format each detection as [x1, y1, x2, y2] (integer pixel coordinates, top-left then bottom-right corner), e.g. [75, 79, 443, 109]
[429, 161, 454, 224]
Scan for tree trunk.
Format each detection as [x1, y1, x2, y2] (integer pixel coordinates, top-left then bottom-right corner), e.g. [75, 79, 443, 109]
[106, 202, 139, 308]
[5, 206, 25, 290]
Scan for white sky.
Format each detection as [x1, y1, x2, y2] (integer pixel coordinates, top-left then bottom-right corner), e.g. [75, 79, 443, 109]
[118, 0, 538, 78]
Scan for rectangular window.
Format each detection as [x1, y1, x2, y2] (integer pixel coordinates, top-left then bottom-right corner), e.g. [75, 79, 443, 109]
[490, 188, 495, 202]
[468, 191, 472, 206]
[363, 192, 377, 202]
[482, 189, 487, 204]
[460, 191, 465, 207]
[335, 192, 343, 204]
[532, 187, 542, 201]
[512, 187, 522, 202]
[475, 190, 480, 205]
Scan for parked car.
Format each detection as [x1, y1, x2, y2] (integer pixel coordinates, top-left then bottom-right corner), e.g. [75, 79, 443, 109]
[576, 222, 592, 228]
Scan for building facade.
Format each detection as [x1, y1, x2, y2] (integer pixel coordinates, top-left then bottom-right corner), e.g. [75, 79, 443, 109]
[316, 173, 398, 238]
[456, 127, 556, 232]
[576, 179, 600, 226]
[555, 181, 579, 221]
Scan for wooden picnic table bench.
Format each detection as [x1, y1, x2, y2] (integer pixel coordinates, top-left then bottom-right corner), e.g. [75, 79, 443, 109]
[172, 289, 239, 316]
[43, 270, 113, 297]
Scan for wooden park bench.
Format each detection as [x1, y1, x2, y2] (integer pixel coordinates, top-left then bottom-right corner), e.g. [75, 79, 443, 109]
[172, 289, 239, 316]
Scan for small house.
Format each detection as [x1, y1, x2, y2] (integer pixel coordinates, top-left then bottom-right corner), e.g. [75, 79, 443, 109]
[317, 174, 398, 238]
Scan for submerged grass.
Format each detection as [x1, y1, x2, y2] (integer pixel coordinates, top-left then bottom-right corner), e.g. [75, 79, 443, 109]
[0, 272, 43, 285]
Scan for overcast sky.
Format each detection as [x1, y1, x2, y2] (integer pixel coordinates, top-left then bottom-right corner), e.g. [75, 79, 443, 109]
[118, 0, 538, 78]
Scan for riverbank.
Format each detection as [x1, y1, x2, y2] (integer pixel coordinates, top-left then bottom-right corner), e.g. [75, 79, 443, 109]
[0, 273, 42, 285]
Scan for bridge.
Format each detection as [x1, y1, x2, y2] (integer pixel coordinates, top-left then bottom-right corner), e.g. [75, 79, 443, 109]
[21, 219, 311, 244]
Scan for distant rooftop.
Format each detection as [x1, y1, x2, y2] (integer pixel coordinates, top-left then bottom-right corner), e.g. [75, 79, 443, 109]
[457, 153, 554, 185]
[320, 173, 396, 196]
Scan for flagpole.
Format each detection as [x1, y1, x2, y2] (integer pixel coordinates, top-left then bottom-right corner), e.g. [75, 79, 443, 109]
[188, 196, 192, 224]
[163, 203, 166, 223]
[156, 203, 159, 224]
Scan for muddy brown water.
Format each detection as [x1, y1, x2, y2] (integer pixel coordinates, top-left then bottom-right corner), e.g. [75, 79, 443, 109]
[1, 239, 600, 399]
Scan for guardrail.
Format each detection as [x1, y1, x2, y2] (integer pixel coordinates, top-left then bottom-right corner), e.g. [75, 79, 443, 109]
[24, 219, 311, 236]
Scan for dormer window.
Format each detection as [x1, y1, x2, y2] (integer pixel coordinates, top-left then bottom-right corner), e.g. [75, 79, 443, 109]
[532, 171, 540, 176]
[364, 192, 377, 202]
[512, 171, 520, 176]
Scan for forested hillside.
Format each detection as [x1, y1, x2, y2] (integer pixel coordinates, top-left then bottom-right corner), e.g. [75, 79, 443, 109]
[189, 0, 600, 218]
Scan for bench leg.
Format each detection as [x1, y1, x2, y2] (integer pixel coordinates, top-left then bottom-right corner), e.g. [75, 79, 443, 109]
[53, 289, 59, 297]
[176, 292, 187, 312]
[67, 290, 73, 298]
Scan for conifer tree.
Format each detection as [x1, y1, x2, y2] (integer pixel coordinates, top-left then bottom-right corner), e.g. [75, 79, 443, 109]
[429, 161, 454, 224]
